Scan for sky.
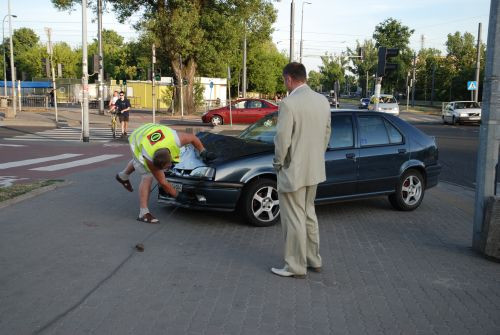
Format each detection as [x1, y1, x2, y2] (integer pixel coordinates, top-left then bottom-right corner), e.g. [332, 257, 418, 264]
[3, 0, 493, 73]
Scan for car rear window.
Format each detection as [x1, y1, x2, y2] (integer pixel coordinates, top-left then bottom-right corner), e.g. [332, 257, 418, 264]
[329, 115, 354, 149]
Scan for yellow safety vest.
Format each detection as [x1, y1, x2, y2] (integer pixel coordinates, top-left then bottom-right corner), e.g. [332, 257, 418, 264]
[129, 123, 181, 171]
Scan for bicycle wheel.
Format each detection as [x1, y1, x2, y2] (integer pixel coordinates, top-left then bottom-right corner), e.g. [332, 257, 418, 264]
[111, 116, 116, 139]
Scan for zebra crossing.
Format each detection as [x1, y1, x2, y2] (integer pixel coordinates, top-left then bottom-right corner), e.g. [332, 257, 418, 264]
[5, 127, 118, 142]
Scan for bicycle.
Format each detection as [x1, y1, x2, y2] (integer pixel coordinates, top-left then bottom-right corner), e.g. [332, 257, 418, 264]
[110, 109, 120, 139]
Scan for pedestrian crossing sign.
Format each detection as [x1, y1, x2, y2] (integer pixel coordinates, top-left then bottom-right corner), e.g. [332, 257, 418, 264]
[467, 81, 478, 90]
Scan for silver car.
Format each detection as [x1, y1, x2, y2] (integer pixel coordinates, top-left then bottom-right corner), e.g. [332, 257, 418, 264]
[441, 101, 481, 125]
[368, 94, 400, 115]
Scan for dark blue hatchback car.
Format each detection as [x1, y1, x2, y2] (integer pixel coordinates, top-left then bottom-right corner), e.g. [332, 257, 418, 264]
[159, 110, 441, 227]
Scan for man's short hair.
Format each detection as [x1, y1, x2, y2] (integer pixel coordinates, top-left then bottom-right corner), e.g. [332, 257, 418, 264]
[119, 91, 125, 95]
[282, 62, 307, 82]
[152, 148, 171, 169]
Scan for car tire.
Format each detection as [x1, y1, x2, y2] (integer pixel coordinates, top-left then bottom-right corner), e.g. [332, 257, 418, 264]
[211, 115, 223, 126]
[442, 116, 447, 124]
[389, 169, 425, 211]
[452, 116, 457, 125]
[240, 178, 280, 227]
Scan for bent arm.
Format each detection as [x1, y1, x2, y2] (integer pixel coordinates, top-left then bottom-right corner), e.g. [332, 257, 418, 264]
[146, 159, 178, 197]
[177, 132, 205, 152]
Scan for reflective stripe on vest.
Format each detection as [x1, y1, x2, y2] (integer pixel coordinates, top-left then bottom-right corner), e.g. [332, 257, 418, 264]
[129, 123, 181, 171]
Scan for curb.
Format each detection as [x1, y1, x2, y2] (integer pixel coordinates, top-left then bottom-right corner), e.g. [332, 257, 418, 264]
[0, 120, 56, 127]
[0, 180, 71, 210]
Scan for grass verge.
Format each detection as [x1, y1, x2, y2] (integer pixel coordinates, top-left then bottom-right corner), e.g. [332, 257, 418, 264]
[0, 180, 63, 202]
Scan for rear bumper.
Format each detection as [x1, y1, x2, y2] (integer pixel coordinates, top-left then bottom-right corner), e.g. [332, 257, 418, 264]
[158, 176, 244, 211]
[425, 164, 442, 189]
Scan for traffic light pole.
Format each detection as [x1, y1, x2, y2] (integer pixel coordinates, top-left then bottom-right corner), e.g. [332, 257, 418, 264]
[97, 0, 104, 115]
[45, 27, 58, 125]
[472, 0, 499, 258]
[374, 77, 382, 111]
[81, 0, 90, 142]
[152, 44, 156, 124]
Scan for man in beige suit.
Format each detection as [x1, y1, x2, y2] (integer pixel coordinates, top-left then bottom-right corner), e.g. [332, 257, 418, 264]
[271, 62, 331, 279]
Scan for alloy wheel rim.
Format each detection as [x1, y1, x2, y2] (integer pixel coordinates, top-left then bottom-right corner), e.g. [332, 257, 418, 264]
[212, 116, 222, 126]
[252, 186, 279, 222]
[401, 175, 422, 206]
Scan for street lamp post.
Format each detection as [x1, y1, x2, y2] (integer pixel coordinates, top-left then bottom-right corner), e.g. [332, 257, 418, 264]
[2, 14, 16, 97]
[299, 1, 311, 64]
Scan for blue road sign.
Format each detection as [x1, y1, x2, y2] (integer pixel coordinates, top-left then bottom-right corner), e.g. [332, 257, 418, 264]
[467, 81, 478, 90]
[209, 81, 214, 89]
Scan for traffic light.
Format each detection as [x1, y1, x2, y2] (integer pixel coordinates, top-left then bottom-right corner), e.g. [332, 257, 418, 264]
[357, 47, 364, 61]
[377, 47, 399, 77]
[155, 73, 161, 81]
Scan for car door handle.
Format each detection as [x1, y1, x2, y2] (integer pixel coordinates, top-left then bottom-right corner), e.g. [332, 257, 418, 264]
[398, 149, 407, 154]
[346, 153, 356, 160]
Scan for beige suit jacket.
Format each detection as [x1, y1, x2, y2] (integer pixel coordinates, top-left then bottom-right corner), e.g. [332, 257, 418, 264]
[273, 84, 331, 193]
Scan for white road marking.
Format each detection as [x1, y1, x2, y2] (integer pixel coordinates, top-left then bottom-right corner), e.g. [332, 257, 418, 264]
[0, 143, 26, 147]
[30, 154, 123, 171]
[5, 127, 121, 142]
[0, 153, 83, 170]
[0, 176, 29, 188]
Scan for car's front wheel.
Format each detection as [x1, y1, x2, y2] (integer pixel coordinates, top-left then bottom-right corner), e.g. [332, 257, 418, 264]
[211, 115, 223, 126]
[389, 169, 425, 211]
[241, 178, 280, 227]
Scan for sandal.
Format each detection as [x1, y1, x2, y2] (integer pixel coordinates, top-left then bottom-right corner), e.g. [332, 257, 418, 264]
[116, 174, 133, 192]
[137, 213, 159, 224]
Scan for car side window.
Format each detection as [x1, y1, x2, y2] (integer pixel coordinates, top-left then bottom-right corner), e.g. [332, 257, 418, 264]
[329, 115, 354, 149]
[358, 116, 390, 146]
[234, 101, 246, 109]
[245, 100, 262, 108]
[383, 119, 403, 144]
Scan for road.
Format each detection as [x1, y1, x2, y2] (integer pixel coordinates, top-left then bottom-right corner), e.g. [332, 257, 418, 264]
[0, 108, 488, 189]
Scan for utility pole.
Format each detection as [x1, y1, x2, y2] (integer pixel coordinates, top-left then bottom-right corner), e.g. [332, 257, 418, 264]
[81, 0, 90, 142]
[242, 26, 247, 98]
[228, 66, 232, 127]
[411, 52, 416, 107]
[299, 1, 311, 64]
[290, 0, 295, 62]
[365, 71, 369, 97]
[472, 0, 499, 258]
[97, 0, 104, 115]
[179, 55, 184, 120]
[405, 71, 410, 111]
[474, 22, 482, 102]
[431, 63, 436, 106]
[7, 0, 16, 118]
[45, 27, 58, 125]
[152, 43, 156, 123]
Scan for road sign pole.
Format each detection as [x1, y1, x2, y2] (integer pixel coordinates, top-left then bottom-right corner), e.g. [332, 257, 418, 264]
[81, 0, 90, 142]
[152, 43, 156, 124]
[472, 0, 499, 258]
[475, 22, 482, 102]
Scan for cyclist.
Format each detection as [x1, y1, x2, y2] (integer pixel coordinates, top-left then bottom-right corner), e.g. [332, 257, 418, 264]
[108, 91, 119, 113]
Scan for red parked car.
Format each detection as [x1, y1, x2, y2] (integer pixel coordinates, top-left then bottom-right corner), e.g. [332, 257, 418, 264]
[201, 99, 278, 126]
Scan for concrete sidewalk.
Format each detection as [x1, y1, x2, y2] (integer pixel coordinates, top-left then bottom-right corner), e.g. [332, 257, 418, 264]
[0, 160, 498, 334]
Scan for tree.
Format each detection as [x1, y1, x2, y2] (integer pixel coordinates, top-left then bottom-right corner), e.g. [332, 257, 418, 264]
[247, 41, 288, 96]
[51, 0, 278, 114]
[347, 39, 377, 97]
[373, 18, 415, 94]
[318, 54, 345, 92]
[3, 28, 43, 80]
[307, 70, 322, 91]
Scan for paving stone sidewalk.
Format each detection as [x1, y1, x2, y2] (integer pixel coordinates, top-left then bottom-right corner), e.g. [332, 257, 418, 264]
[0, 163, 498, 335]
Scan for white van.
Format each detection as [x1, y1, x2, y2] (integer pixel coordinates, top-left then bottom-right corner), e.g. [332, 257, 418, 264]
[368, 94, 400, 115]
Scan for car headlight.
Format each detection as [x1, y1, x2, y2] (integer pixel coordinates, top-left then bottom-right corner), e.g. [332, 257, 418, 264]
[460, 113, 468, 117]
[189, 166, 215, 179]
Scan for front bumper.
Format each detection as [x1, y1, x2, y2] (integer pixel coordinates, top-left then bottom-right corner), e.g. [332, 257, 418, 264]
[157, 176, 244, 211]
[458, 116, 481, 123]
[425, 164, 442, 189]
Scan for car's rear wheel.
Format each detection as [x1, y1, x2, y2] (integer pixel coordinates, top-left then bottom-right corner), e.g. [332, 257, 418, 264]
[389, 169, 425, 211]
[442, 115, 447, 124]
[241, 178, 280, 227]
[211, 115, 223, 126]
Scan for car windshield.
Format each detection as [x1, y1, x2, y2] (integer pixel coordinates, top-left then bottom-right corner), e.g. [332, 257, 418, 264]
[238, 114, 277, 144]
[455, 101, 480, 109]
[379, 96, 397, 103]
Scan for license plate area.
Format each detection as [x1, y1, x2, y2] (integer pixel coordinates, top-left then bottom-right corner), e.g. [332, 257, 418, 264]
[170, 182, 183, 193]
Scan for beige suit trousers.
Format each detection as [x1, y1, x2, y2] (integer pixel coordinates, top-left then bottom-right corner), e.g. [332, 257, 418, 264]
[279, 185, 322, 275]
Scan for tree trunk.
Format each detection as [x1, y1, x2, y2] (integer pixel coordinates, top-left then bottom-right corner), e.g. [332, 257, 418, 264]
[171, 56, 197, 115]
